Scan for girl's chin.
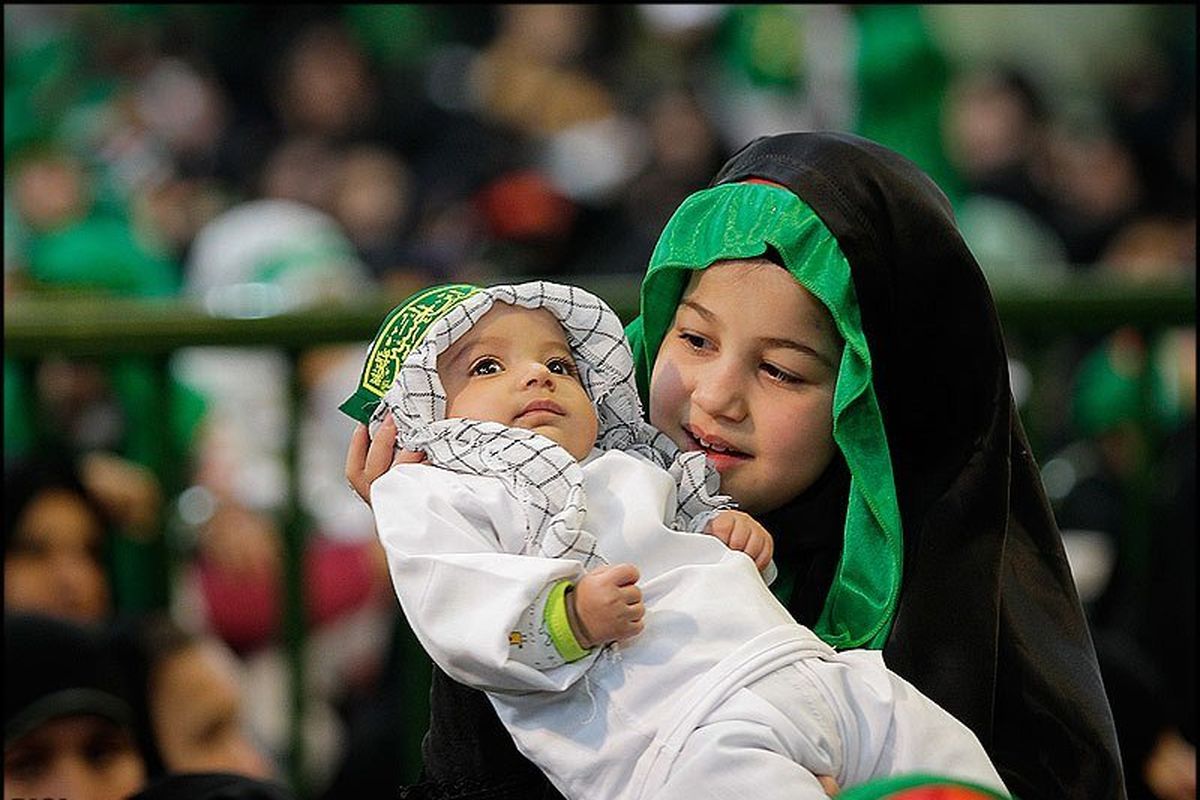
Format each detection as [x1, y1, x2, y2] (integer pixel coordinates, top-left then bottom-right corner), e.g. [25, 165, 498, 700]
[702, 450, 750, 473]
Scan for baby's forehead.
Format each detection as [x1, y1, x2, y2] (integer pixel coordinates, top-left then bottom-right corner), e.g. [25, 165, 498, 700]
[445, 303, 572, 352]
[470, 302, 568, 340]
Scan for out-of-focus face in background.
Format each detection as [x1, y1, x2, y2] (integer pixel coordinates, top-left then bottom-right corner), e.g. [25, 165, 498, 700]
[5, 486, 111, 624]
[149, 638, 275, 780]
[4, 612, 147, 800]
[4, 715, 146, 800]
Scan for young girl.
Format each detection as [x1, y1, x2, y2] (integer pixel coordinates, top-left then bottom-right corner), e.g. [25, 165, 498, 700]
[346, 131, 1124, 799]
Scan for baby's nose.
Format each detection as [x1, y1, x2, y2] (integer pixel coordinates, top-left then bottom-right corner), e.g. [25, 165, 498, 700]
[523, 362, 554, 387]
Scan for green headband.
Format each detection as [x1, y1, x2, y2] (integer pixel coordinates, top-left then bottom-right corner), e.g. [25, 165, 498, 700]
[628, 182, 903, 650]
[339, 283, 481, 423]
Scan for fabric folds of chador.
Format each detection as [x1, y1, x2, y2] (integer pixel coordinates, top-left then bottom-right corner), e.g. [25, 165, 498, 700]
[629, 624, 834, 800]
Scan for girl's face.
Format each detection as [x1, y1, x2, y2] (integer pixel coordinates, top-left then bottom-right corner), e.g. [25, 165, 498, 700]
[649, 260, 842, 514]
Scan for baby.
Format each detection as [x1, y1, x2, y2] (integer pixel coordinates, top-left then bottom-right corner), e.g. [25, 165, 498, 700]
[340, 281, 1010, 800]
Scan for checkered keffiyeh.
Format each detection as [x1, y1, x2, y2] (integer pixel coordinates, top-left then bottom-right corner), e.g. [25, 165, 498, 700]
[367, 281, 731, 567]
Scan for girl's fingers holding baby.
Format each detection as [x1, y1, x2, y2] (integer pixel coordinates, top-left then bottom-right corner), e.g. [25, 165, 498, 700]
[394, 448, 427, 466]
[345, 425, 375, 504]
[346, 423, 369, 471]
[346, 417, 426, 504]
[366, 416, 399, 474]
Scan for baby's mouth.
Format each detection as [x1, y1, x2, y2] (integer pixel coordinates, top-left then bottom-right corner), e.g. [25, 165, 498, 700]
[516, 399, 565, 422]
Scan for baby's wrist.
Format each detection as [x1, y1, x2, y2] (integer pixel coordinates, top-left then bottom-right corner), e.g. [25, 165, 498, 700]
[564, 586, 596, 649]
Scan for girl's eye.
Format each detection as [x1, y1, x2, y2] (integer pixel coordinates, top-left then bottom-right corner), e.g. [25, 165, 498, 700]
[678, 331, 710, 350]
[547, 357, 579, 377]
[469, 357, 503, 376]
[761, 363, 802, 385]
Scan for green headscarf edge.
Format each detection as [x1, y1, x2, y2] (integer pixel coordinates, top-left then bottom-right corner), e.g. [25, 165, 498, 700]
[625, 182, 903, 650]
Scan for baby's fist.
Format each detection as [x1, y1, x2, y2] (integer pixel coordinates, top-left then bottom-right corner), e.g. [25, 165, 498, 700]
[706, 510, 774, 572]
[568, 563, 644, 648]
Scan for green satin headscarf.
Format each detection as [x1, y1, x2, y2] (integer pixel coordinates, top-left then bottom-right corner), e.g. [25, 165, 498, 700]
[625, 181, 902, 650]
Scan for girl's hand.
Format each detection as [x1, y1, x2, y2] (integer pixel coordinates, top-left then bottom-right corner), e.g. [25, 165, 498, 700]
[345, 416, 426, 506]
[705, 510, 774, 572]
[567, 563, 644, 648]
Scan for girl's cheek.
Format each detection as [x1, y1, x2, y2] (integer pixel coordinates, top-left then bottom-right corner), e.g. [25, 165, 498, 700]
[647, 388, 677, 435]
[647, 354, 684, 423]
[654, 361, 692, 401]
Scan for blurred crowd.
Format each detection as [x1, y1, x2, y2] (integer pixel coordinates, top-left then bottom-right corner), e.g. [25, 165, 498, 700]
[3, 5, 1195, 800]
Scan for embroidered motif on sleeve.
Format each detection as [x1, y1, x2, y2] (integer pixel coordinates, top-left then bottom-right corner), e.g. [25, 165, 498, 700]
[509, 581, 569, 670]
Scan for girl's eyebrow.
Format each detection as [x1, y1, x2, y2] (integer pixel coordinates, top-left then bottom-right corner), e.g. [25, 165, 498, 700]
[679, 299, 834, 368]
[759, 336, 834, 368]
[679, 299, 716, 324]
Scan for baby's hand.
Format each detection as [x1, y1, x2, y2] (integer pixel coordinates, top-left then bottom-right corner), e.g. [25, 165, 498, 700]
[706, 510, 774, 573]
[567, 564, 644, 648]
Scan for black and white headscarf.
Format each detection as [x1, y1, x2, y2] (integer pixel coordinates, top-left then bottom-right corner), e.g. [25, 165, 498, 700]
[364, 281, 731, 568]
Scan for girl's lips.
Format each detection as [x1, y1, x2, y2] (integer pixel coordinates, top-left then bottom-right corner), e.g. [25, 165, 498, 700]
[682, 426, 750, 465]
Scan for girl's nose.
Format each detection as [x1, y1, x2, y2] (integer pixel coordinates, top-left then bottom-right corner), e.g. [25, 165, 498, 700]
[691, 359, 747, 422]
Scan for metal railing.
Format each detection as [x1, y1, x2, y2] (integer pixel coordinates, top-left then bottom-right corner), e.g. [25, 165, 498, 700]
[4, 271, 1194, 797]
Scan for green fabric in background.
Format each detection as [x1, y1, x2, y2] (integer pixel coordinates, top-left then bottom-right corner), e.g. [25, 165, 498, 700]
[25, 215, 179, 298]
[343, 4, 449, 70]
[3, 361, 35, 463]
[1071, 332, 1182, 438]
[717, 5, 807, 91]
[853, 5, 962, 206]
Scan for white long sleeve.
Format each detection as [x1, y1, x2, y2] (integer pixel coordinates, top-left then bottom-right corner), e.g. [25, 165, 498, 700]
[371, 464, 599, 694]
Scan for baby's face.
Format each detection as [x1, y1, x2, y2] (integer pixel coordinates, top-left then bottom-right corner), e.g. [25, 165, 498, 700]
[437, 304, 599, 460]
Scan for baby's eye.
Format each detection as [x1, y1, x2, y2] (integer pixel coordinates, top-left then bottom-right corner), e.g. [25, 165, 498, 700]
[678, 331, 710, 350]
[547, 357, 579, 377]
[469, 357, 503, 376]
[761, 363, 802, 385]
